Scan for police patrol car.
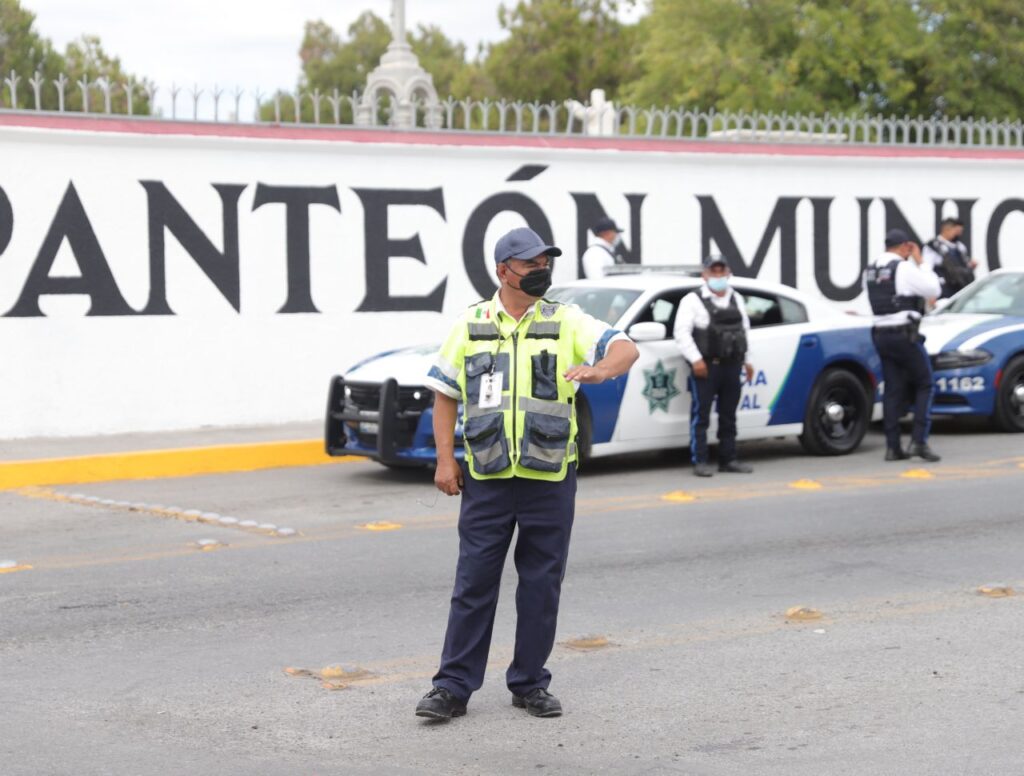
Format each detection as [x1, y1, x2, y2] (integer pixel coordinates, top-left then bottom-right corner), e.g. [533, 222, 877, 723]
[921, 269, 1024, 431]
[325, 268, 883, 467]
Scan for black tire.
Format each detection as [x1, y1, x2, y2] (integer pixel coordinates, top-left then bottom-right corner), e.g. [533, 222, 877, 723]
[575, 394, 593, 465]
[798, 368, 870, 456]
[992, 355, 1024, 432]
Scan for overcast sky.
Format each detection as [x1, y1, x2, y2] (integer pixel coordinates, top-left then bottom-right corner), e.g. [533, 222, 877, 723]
[23, 1, 644, 118]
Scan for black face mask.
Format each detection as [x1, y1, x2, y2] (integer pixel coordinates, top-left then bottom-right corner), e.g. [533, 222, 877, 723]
[506, 265, 553, 298]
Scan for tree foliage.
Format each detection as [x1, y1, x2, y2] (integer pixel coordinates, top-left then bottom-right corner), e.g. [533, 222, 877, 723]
[628, 0, 1024, 119]
[0, 0, 149, 113]
[484, 0, 640, 102]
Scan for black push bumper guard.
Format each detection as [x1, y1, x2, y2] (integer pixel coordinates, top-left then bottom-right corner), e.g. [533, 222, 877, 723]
[325, 375, 422, 465]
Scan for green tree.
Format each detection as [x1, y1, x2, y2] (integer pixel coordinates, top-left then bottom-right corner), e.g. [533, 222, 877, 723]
[922, 0, 1024, 118]
[0, 0, 63, 108]
[0, 0, 149, 113]
[484, 0, 640, 103]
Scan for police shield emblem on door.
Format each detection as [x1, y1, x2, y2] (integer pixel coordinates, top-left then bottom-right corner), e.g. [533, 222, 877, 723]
[642, 360, 680, 413]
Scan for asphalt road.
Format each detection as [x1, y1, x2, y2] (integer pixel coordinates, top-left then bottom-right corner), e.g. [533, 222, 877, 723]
[2, 423, 1023, 776]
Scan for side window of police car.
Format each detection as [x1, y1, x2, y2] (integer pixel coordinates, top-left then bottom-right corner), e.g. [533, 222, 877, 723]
[737, 289, 808, 328]
[631, 289, 690, 337]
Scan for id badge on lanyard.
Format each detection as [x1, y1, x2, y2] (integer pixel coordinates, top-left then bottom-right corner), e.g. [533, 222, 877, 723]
[478, 371, 503, 409]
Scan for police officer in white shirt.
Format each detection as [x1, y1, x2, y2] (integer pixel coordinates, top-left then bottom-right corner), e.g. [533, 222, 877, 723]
[581, 217, 624, 279]
[673, 255, 755, 477]
[864, 229, 942, 462]
[922, 217, 977, 298]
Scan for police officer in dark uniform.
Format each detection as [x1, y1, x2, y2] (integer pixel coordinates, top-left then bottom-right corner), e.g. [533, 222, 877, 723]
[416, 227, 639, 720]
[673, 254, 755, 477]
[864, 229, 942, 462]
[923, 217, 977, 298]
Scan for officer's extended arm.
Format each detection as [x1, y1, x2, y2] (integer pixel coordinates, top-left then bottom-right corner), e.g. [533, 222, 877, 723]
[432, 392, 464, 496]
[563, 340, 639, 384]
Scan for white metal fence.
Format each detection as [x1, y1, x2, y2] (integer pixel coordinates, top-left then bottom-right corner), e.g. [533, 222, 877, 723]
[4, 70, 1024, 148]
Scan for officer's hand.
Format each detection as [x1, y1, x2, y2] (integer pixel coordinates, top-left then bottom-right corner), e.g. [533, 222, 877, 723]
[909, 243, 923, 264]
[691, 359, 708, 379]
[744, 362, 755, 384]
[968, 258, 979, 269]
[435, 455, 463, 496]
[563, 364, 608, 384]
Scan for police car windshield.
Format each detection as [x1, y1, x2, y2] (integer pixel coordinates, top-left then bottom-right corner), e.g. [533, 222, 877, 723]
[546, 287, 642, 326]
[944, 273, 1024, 316]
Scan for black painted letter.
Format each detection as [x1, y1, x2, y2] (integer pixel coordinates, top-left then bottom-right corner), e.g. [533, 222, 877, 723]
[986, 199, 1024, 271]
[5, 182, 134, 317]
[252, 184, 341, 314]
[698, 196, 800, 285]
[462, 193, 553, 300]
[141, 181, 246, 314]
[353, 188, 447, 313]
[0, 184, 12, 256]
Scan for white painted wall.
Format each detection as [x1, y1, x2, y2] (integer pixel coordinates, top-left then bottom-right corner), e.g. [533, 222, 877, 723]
[1, 121, 1022, 438]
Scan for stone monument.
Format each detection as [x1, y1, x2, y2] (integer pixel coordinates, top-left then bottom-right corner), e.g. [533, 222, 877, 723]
[355, 0, 442, 129]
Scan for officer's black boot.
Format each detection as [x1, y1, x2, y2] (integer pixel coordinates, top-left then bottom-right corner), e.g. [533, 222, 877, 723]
[512, 688, 562, 718]
[693, 462, 714, 477]
[719, 460, 753, 473]
[885, 446, 910, 461]
[909, 442, 941, 462]
[415, 687, 467, 719]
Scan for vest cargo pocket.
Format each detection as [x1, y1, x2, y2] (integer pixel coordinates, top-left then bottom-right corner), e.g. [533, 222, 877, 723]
[464, 411, 511, 475]
[519, 412, 571, 473]
[531, 351, 558, 400]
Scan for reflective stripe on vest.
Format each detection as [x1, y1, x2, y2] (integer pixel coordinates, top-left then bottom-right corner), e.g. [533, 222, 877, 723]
[525, 321, 561, 339]
[468, 323, 500, 341]
[519, 396, 573, 418]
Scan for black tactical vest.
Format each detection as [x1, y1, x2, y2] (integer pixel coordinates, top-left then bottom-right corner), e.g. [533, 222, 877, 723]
[692, 293, 747, 362]
[928, 238, 974, 295]
[864, 259, 926, 316]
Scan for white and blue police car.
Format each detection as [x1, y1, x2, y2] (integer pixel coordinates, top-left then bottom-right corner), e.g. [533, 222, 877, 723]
[325, 268, 883, 467]
[921, 269, 1024, 431]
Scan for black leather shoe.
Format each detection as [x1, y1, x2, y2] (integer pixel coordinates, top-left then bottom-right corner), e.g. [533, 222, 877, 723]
[909, 442, 941, 462]
[885, 447, 910, 461]
[415, 687, 466, 719]
[693, 463, 714, 477]
[512, 688, 562, 717]
[719, 460, 753, 473]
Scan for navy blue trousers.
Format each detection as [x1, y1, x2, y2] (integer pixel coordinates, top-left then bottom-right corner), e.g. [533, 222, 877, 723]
[873, 329, 934, 449]
[433, 464, 576, 702]
[688, 361, 743, 465]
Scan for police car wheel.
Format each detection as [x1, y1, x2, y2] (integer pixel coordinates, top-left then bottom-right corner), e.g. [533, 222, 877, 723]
[992, 356, 1024, 433]
[798, 368, 870, 456]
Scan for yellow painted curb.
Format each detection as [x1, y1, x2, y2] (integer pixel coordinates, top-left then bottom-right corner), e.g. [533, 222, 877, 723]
[0, 440, 366, 490]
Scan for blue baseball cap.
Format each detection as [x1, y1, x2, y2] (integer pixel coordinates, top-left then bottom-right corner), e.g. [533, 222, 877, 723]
[494, 227, 562, 264]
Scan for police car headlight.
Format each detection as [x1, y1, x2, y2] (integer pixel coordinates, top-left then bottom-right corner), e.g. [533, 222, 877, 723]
[931, 349, 993, 370]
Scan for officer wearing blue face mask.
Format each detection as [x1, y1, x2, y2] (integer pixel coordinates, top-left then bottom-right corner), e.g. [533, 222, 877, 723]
[674, 255, 755, 477]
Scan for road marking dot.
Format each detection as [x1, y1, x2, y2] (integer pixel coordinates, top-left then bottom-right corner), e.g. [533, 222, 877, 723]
[258, 523, 278, 532]
[789, 479, 822, 490]
[195, 539, 225, 551]
[218, 517, 239, 526]
[661, 490, 696, 503]
[238, 520, 259, 528]
[785, 606, 823, 621]
[285, 664, 372, 691]
[0, 560, 32, 575]
[276, 528, 297, 537]
[360, 521, 403, 531]
[978, 585, 1014, 598]
[901, 469, 934, 480]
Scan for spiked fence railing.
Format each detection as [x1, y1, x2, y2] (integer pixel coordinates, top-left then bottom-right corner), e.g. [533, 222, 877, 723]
[3, 70, 1024, 149]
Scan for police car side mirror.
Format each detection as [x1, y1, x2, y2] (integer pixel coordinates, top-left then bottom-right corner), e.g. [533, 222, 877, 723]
[627, 322, 667, 342]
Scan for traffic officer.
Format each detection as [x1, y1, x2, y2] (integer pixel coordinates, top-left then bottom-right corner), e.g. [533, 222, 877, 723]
[581, 217, 625, 278]
[674, 254, 755, 477]
[864, 229, 942, 462]
[417, 227, 639, 720]
[923, 217, 977, 298]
